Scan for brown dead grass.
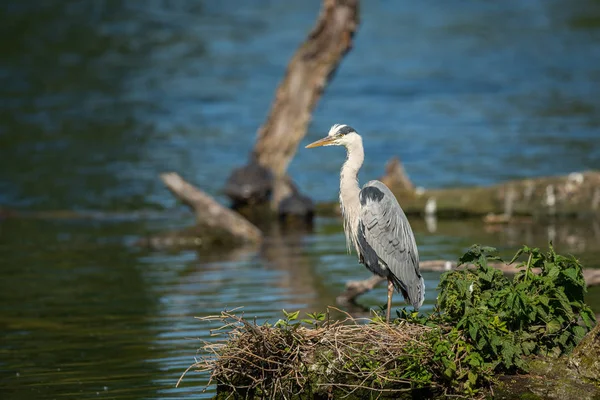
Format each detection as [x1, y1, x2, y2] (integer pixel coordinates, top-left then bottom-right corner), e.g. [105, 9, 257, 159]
[178, 308, 437, 399]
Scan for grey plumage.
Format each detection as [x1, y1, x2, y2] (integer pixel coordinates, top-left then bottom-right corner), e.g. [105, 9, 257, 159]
[357, 181, 424, 309]
[305, 123, 425, 321]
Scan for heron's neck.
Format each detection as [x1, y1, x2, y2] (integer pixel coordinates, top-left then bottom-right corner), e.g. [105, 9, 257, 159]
[339, 139, 364, 253]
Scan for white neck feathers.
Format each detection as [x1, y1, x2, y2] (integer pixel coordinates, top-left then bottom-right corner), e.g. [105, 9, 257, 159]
[339, 134, 364, 254]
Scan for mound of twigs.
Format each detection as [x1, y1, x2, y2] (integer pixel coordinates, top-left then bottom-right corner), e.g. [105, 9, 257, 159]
[178, 246, 598, 399]
[179, 308, 444, 399]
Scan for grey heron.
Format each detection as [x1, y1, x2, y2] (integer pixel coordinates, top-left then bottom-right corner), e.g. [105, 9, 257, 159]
[306, 124, 424, 322]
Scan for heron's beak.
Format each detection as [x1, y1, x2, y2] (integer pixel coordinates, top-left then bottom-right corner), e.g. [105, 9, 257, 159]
[305, 136, 335, 148]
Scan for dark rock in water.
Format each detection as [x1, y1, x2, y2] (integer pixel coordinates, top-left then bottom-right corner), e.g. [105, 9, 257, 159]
[225, 161, 315, 225]
[278, 191, 314, 224]
[224, 163, 273, 208]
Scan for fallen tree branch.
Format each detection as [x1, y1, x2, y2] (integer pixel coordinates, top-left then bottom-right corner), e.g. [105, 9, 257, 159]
[337, 260, 600, 305]
[407, 171, 600, 220]
[226, 0, 359, 212]
[160, 173, 262, 245]
[317, 164, 600, 220]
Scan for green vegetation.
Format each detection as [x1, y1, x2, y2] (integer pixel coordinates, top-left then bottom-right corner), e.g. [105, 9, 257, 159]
[183, 244, 596, 399]
[401, 244, 596, 395]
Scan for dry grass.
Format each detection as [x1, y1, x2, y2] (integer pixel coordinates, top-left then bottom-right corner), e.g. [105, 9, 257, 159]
[178, 308, 438, 399]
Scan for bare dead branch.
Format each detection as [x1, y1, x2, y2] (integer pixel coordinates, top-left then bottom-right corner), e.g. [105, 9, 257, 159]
[337, 260, 600, 305]
[227, 0, 360, 210]
[160, 172, 262, 244]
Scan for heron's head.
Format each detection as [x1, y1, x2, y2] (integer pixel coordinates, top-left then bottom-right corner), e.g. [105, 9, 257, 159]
[305, 124, 360, 149]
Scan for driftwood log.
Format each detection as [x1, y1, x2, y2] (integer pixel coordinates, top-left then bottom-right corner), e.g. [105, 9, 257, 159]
[147, 0, 359, 246]
[226, 0, 359, 215]
[317, 166, 600, 220]
[154, 173, 262, 247]
[337, 259, 600, 305]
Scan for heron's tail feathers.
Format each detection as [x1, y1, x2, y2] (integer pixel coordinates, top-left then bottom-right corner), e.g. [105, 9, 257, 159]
[413, 276, 425, 310]
[394, 275, 425, 311]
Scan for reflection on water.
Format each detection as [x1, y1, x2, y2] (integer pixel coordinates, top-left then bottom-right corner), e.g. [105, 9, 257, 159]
[2, 216, 599, 399]
[412, 218, 600, 267]
[1, 0, 600, 399]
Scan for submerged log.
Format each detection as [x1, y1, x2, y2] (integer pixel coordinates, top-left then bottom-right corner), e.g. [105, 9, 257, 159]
[337, 260, 600, 305]
[159, 173, 262, 246]
[317, 167, 600, 220]
[398, 170, 600, 219]
[226, 0, 359, 216]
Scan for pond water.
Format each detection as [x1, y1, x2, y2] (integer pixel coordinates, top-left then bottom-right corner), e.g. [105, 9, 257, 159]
[1, 1, 600, 399]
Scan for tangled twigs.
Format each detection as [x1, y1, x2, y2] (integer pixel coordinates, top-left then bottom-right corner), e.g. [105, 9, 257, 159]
[178, 308, 440, 399]
[179, 246, 599, 399]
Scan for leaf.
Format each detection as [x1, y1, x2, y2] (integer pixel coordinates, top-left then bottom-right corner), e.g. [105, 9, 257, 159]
[468, 371, 477, 385]
[435, 243, 594, 386]
[561, 268, 581, 284]
[274, 319, 286, 328]
[537, 295, 550, 307]
[467, 352, 483, 367]
[287, 310, 300, 321]
[514, 281, 529, 292]
[477, 336, 487, 350]
[490, 335, 500, 354]
[554, 289, 575, 320]
[537, 306, 549, 320]
[509, 247, 525, 265]
[443, 361, 457, 378]
[522, 340, 536, 355]
[480, 246, 498, 254]
[458, 245, 482, 265]
[469, 323, 478, 341]
[514, 354, 529, 371]
[573, 325, 587, 341]
[581, 309, 596, 329]
[545, 262, 560, 279]
[546, 319, 561, 334]
[501, 344, 515, 367]
[558, 331, 570, 346]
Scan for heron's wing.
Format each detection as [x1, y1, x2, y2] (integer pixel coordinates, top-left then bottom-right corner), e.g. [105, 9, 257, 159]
[358, 180, 424, 309]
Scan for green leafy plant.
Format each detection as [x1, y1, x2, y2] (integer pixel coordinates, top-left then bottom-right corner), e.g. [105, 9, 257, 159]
[429, 244, 595, 390]
[394, 244, 596, 395]
[274, 309, 300, 329]
[301, 311, 326, 328]
[440, 244, 594, 358]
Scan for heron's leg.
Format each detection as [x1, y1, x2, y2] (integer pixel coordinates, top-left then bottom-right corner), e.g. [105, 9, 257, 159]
[386, 278, 394, 323]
